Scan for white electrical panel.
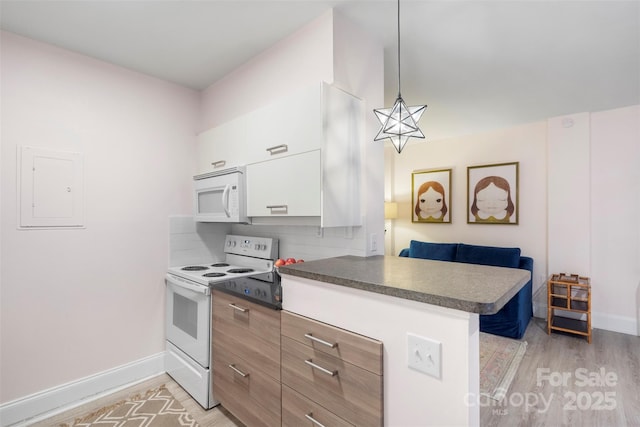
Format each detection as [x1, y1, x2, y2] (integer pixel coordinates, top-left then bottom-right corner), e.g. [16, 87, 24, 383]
[19, 146, 84, 228]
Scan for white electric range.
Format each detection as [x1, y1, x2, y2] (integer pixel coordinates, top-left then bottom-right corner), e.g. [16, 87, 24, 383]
[165, 234, 280, 409]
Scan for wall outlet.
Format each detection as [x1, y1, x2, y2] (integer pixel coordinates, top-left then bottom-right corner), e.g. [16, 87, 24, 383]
[407, 333, 442, 379]
[370, 233, 378, 252]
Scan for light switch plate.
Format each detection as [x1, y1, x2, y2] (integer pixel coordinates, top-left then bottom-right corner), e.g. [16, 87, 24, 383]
[407, 333, 442, 379]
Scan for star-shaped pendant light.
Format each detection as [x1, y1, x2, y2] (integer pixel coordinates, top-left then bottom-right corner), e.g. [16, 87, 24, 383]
[374, 0, 427, 154]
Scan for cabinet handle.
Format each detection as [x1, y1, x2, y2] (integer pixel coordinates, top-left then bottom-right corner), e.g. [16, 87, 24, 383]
[304, 333, 337, 348]
[228, 303, 248, 313]
[211, 160, 226, 168]
[304, 359, 337, 377]
[266, 205, 288, 214]
[265, 144, 288, 155]
[305, 413, 327, 427]
[228, 364, 249, 377]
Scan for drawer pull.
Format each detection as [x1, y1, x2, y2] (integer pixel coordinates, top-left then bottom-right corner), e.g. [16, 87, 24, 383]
[211, 160, 226, 168]
[304, 333, 337, 348]
[266, 144, 288, 155]
[228, 303, 248, 313]
[228, 364, 249, 377]
[266, 205, 288, 214]
[304, 359, 337, 377]
[305, 413, 327, 427]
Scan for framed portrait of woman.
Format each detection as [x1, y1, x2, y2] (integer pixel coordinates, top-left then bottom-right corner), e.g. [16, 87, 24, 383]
[467, 162, 519, 225]
[411, 169, 452, 223]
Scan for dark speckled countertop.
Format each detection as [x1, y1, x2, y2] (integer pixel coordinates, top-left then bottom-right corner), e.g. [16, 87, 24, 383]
[278, 255, 530, 314]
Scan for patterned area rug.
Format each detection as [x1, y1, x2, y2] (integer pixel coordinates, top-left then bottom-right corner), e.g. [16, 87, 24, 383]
[479, 332, 527, 402]
[61, 385, 199, 427]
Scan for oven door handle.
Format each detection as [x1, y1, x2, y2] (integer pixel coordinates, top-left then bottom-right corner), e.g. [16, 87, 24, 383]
[165, 274, 210, 296]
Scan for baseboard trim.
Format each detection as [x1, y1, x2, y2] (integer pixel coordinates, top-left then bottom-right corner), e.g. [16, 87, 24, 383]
[591, 311, 638, 336]
[0, 352, 165, 427]
[533, 302, 638, 336]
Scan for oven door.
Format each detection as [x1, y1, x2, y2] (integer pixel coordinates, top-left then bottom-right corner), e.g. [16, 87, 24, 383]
[165, 274, 211, 367]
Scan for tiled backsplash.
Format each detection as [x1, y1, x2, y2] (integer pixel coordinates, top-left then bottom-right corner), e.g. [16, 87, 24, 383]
[168, 215, 231, 266]
[232, 223, 366, 261]
[168, 215, 366, 266]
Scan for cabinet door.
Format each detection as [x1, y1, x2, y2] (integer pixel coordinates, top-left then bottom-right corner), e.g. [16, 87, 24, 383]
[213, 344, 281, 427]
[246, 150, 321, 217]
[244, 83, 323, 164]
[195, 117, 247, 175]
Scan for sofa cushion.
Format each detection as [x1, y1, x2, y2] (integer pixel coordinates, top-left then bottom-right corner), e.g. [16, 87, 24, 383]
[455, 243, 521, 268]
[408, 240, 458, 262]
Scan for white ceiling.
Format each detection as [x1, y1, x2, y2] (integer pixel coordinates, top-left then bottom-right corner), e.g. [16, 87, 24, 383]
[1, 0, 638, 140]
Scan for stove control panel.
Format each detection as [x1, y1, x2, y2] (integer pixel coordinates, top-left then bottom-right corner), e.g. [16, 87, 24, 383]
[215, 277, 282, 309]
[224, 235, 278, 260]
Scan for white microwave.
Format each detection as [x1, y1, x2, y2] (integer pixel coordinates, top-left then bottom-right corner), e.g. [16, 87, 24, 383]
[193, 167, 250, 223]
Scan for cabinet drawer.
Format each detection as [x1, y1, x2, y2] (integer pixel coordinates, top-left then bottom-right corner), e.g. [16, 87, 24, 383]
[282, 311, 382, 375]
[213, 344, 281, 427]
[282, 384, 354, 427]
[282, 336, 383, 427]
[212, 290, 281, 380]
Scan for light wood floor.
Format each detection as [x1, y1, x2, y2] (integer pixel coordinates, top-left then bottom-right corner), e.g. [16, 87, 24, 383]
[29, 319, 640, 426]
[481, 318, 640, 427]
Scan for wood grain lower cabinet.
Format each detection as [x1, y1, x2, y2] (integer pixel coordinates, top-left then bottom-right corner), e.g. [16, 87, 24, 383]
[212, 290, 281, 427]
[282, 385, 354, 427]
[281, 311, 383, 427]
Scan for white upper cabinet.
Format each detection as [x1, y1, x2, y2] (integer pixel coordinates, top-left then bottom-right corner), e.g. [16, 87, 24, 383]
[197, 81, 364, 227]
[243, 84, 324, 164]
[246, 150, 321, 218]
[195, 116, 247, 175]
[247, 82, 364, 227]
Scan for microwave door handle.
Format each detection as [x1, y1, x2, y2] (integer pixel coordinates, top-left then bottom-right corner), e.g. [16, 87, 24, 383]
[222, 184, 231, 218]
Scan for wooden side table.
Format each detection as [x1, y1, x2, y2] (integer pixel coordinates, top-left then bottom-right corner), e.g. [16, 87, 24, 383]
[547, 273, 591, 343]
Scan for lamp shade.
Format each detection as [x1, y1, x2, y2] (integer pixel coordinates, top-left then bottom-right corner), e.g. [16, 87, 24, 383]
[384, 202, 399, 219]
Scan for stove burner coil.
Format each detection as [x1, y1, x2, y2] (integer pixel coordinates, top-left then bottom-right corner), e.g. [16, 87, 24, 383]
[203, 272, 226, 278]
[182, 266, 208, 271]
[227, 268, 255, 274]
[211, 263, 230, 267]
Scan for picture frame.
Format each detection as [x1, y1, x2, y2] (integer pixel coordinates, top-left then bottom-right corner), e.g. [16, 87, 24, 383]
[411, 168, 452, 223]
[467, 162, 519, 225]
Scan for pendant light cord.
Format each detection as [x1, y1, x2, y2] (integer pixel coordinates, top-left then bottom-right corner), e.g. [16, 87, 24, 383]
[397, 0, 401, 98]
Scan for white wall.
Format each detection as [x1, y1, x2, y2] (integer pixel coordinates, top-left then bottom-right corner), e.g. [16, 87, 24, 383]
[0, 32, 200, 403]
[590, 106, 639, 334]
[199, 11, 334, 132]
[547, 107, 640, 334]
[201, 9, 385, 259]
[388, 121, 548, 293]
[547, 113, 591, 275]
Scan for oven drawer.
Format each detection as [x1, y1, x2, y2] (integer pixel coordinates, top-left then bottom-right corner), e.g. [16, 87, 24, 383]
[281, 311, 382, 375]
[213, 344, 281, 427]
[281, 335, 383, 426]
[212, 290, 281, 380]
[165, 341, 214, 409]
[282, 384, 355, 427]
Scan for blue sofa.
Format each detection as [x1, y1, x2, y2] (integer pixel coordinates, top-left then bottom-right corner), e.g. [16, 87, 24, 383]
[399, 240, 533, 339]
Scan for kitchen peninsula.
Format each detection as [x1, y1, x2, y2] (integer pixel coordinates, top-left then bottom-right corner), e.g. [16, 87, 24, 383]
[278, 255, 530, 426]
